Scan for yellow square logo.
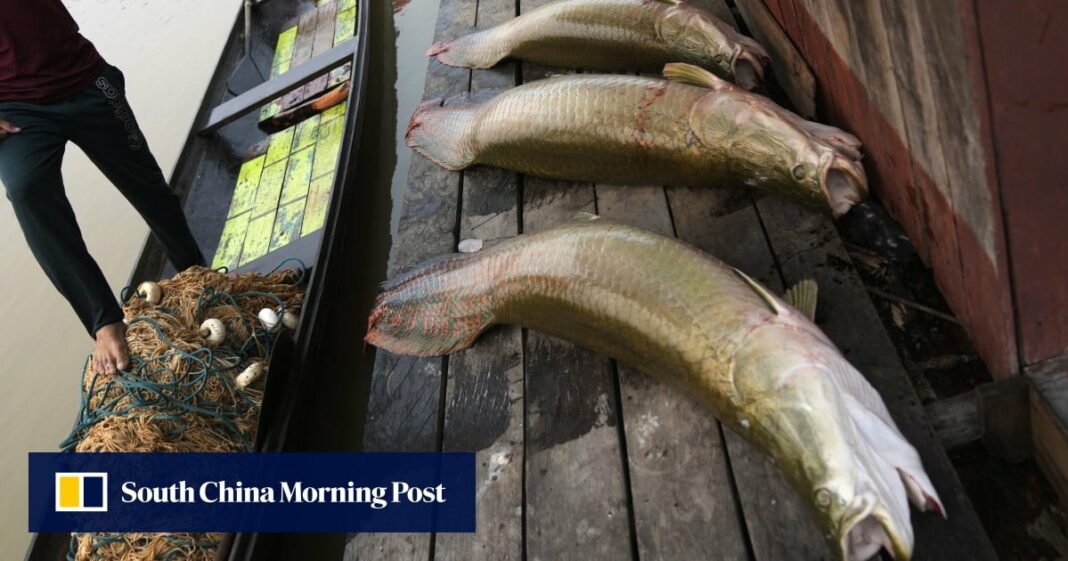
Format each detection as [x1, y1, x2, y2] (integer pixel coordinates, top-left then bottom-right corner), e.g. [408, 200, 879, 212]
[54, 472, 108, 512]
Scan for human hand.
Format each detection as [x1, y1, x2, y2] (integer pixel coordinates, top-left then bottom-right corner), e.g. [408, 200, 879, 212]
[0, 118, 20, 140]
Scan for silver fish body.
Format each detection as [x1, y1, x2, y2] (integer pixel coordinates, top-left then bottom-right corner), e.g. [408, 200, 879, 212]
[429, 0, 770, 89]
[407, 64, 867, 217]
[366, 214, 945, 561]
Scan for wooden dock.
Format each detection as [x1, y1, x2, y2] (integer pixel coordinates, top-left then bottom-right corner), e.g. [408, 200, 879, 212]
[344, 0, 999, 559]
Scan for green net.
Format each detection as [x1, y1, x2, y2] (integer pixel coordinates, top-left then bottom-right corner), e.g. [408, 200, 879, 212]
[63, 263, 305, 561]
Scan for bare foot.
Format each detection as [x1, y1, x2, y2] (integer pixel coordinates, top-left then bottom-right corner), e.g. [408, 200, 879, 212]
[93, 322, 129, 375]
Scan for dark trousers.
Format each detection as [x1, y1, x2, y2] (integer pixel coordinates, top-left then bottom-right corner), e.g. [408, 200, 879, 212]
[0, 64, 204, 336]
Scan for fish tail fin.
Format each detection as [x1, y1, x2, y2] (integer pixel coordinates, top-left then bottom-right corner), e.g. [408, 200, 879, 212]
[406, 98, 480, 170]
[365, 252, 495, 357]
[428, 29, 509, 69]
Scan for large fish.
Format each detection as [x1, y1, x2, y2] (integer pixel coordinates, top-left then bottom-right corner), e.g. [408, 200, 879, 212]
[407, 63, 867, 217]
[429, 0, 770, 90]
[366, 214, 945, 561]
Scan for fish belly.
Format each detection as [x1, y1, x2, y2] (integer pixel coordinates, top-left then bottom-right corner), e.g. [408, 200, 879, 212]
[368, 216, 769, 410]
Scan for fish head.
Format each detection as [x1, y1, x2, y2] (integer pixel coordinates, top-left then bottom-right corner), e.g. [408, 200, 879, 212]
[731, 327, 915, 560]
[657, 5, 770, 89]
[689, 92, 868, 217]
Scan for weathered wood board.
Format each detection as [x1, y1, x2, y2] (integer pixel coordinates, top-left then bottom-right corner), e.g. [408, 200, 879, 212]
[733, 0, 815, 119]
[1032, 371, 1068, 509]
[345, 0, 475, 558]
[760, 0, 1019, 378]
[210, 103, 344, 270]
[974, 0, 1068, 367]
[755, 197, 997, 560]
[599, 183, 752, 561]
[262, 0, 358, 122]
[433, 0, 524, 559]
[351, 0, 1002, 558]
[517, 1, 634, 551]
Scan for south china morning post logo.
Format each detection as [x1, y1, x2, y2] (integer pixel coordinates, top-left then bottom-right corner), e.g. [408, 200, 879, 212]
[55, 472, 108, 512]
[30, 452, 475, 533]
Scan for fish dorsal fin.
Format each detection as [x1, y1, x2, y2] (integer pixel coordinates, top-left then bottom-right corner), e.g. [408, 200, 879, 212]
[571, 211, 601, 222]
[783, 279, 818, 321]
[732, 268, 789, 315]
[663, 63, 732, 90]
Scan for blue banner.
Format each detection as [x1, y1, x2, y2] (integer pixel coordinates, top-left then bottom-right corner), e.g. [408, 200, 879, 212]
[29, 452, 475, 532]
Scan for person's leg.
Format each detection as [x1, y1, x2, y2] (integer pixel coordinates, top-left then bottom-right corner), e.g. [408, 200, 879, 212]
[0, 105, 128, 373]
[61, 64, 205, 270]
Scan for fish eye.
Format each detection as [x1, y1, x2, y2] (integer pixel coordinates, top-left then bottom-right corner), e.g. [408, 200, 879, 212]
[792, 164, 807, 180]
[815, 487, 832, 507]
[713, 53, 724, 63]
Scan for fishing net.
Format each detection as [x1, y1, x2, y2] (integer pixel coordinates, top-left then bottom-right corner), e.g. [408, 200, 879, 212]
[62, 264, 306, 561]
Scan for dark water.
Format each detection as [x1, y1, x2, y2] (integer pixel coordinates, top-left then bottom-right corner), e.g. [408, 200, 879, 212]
[247, 1, 439, 558]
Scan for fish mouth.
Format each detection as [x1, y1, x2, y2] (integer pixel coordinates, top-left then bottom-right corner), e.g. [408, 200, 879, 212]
[730, 44, 769, 90]
[838, 491, 913, 561]
[820, 153, 868, 218]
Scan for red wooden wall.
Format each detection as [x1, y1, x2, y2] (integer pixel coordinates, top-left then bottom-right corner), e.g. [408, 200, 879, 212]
[757, 0, 1067, 377]
[974, 0, 1068, 369]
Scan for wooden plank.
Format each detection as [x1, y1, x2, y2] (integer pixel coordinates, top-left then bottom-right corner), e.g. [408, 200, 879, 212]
[906, 0, 1015, 377]
[1029, 353, 1068, 379]
[517, 3, 633, 551]
[270, 25, 298, 76]
[281, 9, 321, 109]
[657, 5, 832, 558]
[329, 62, 353, 88]
[804, 0, 927, 263]
[312, 0, 338, 56]
[667, 187, 833, 561]
[977, 376, 1031, 461]
[292, 113, 321, 153]
[269, 198, 306, 252]
[598, 183, 751, 561]
[322, 100, 348, 122]
[260, 23, 299, 121]
[1032, 371, 1068, 508]
[763, 0, 1018, 376]
[924, 391, 981, 449]
[265, 127, 295, 166]
[228, 155, 266, 218]
[280, 146, 314, 205]
[975, 0, 1068, 366]
[755, 197, 997, 560]
[311, 114, 344, 179]
[240, 211, 276, 265]
[334, 5, 357, 44]
[733, 0, 816, 118]
[345, 0, 477, 559]
[202, 37, 357, 134]
[303, 1, 339, 102]
[924, 376, 1029, 452]
[252, 160, 287, 216]
[260, 83, 346, 134]
[520, 185, 632, 560]
[434, 0, 523, 557]
[301, 175, 333, 237]
[212, 212, 251, 271]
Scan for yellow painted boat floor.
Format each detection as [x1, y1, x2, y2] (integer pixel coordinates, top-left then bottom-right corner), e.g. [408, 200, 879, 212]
[212, 0, 357, 270]
[212, 102, 347, 270]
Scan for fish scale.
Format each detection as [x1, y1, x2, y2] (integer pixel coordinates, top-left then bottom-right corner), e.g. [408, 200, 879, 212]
[407, 67, 868, 217]
[367, 215, 945, 561]
[429, 0, 770, 89]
